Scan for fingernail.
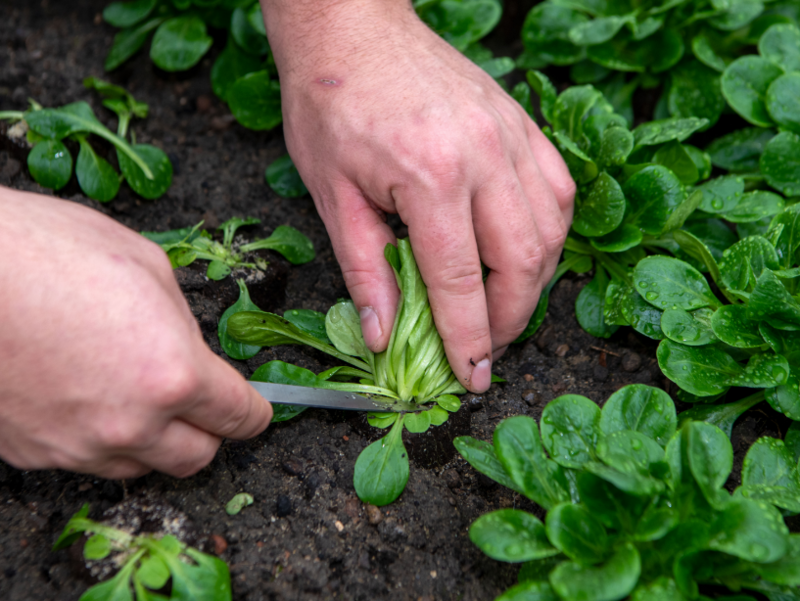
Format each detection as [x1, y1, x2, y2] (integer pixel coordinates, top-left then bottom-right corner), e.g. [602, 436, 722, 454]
[360, 306, 382, 351]
[470, 358, 491, 392]
[493, 345, 509, 360]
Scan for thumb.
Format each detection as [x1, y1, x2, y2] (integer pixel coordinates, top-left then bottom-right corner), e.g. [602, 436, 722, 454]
[323, 183, 399, 352]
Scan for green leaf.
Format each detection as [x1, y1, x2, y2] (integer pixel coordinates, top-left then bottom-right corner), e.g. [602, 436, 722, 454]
[53, 504, 91, 550]
[521, 4, 587, 60]
[219, 280, 262, 360]
[759, 23, 800, 73]
[229, 310, 370, 371]
[591, 223, 642, 252]
[711, 305, 765, 348]
[766, 72, 800, 135]
[428, 405, 449, 426]
[136, 555, 170, 590]
[630, 577, 685, 601]
[496, 581, 560, 601]
[211, 38, 262, 102]
[576, 266, 618, 338]
[239, 225, 315, 264]
[632, 117, 708, 147]
[404, 411, 431, 433]
[550, 543, 640, 601]
[573, 172, 625, 237]
[620, 284, 665, 340]
[599, 384, 676, 446]
[748, 269, 800, 330]
[206, 260, 230, 281]
[742, 436, 799, 489]
[104, 17, 164, 71]
[722, 56, 783, 127]
[368, 412, 399, 429]
[657, 339, 740, 396]
[228, 71, 282, 130]
[103, 0, 157, 28]
[470, 509, 559, 563]
[710, 0, 764, 30]
[692, 32, 729, 72]
[684, 146, 712, 181]
[597, 126, 634, 169]
[668, 60, 725, 127]
[707, 127, 775, 172]
[697, 175, 745, 214]
[150, 16, 212, 71]
[436, 394, 461, 412]
[265, 154, 308, 198]
[727, 353, 790, 388]
[708, 498, 788, 563]
[75, 137, 120, 202]
[677, 392, 764, 438]
[569, 15, 631, 46]
[634, 256, 719, 312]
[156, 546, 232, 601]
[117, 144, 172, 199]
[719, 235, 780, 293]
[230, 6, 270, 56]
[27, 139, 72, 190]
[652, 142, 700, 185]
[766, 373, 800, 420]
[661, 308, 717, 347]
[494, 416, 571, 509]
[354, 416, 409, 506]
[546, 503, 608, 564]
[527, 70, 558, 123]
[552, 85, 603, 142]
[769, 204, 800, 269]
[454, 436, 525, 495]
[687, 421, 732, 508]
[597, 430, 665, 472]
[283, 309, 330, 344]
[325, 300, 370, 360]
[623, 165, 685, 236]
[249, 361, 312, 422]
[762, 131, 800, 197]
[84, 533, 112, 560]
[225, 492, 254, 515]
[755, 534, 800, 585]
[79, 569, 135, 601]
[554, 132, 599, 184]
[540, 395, 601, 469]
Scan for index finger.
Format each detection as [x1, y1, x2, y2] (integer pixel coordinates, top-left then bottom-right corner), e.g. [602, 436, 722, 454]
[399, 189, 493, 393]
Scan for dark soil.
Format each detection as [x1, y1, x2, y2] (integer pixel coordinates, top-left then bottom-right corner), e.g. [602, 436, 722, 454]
[0, 2, 787, 600]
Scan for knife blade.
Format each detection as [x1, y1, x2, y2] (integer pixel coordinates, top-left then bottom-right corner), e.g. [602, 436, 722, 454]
[249, 381, 414, 412]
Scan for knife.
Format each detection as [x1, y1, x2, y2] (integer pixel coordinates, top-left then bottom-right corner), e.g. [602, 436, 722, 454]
[249, 381, 417, 412]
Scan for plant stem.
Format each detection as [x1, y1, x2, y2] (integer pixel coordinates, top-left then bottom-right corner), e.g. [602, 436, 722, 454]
[0, 111, 24, 121]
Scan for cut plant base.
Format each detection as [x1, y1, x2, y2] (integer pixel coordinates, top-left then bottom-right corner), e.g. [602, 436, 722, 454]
[225, 239, 501, 506]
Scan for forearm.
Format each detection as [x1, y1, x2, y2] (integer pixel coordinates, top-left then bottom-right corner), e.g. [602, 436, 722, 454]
[259, 0, 416, 78]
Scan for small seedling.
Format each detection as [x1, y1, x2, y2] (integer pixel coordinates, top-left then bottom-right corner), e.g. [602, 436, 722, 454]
[141, 217, 315, 280]
[225, 493, 254, 516]
[225, 239, 503, 506]
[53, 504, 231, 601]
[0, 77, 172, 201]
[457, 385, 800, 601]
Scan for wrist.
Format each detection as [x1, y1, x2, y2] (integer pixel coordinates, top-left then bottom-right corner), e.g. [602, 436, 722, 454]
[260, 0, 418, 80]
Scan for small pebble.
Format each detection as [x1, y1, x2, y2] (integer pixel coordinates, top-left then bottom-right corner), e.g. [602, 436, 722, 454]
[522, 389, 537, 406]
[19, 539, 28, 548]
[523, 374, 534, 382]
[366, 505, 383, 525]
[552, 382, 567, 393]
[443, 469, 461, 489]
[334, 520, 344, 532]
[196, 94, 212, 113]
[276, 495, 292, 517]
[282, 459, 303, 477]
[467, 396, 484, 412]
[536, 326, 555, 350]
[211, 534, 228, 555]
[622, 352, 642, 372]
[555, 344, 569, 357]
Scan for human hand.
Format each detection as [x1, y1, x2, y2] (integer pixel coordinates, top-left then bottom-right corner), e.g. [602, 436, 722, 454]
[0, 187, 272, 478]
[262, 0, 575, 392]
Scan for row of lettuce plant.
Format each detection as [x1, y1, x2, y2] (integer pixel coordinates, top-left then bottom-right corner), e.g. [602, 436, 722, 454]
[457, 385, 800, 601]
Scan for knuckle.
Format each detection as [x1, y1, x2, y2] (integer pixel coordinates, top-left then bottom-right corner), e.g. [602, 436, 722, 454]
[471, 113, 504, 153]
[144, 360, 201, 410]
[517, 245, 546, 278]
[554, 176, 577, 209]
[170, 445, 217, 478]
[421, 146, 463, 191]
[432, 262, 484, 298]
[93, 417, 152, 451]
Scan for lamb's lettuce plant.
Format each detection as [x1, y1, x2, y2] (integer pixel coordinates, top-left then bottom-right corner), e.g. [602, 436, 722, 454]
[53, 504, 231, 601]
[518, 0, 799, 126]
[226, 238, 500, 506]
[456, 385, 800, 601]
[142, 217, 314, 280]
[0, 78, 171, 201]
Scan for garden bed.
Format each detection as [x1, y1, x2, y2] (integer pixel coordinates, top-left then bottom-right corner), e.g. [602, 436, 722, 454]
[0, 1, 791, 600]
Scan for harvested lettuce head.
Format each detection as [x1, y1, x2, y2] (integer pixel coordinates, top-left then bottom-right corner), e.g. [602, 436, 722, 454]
[227, 238, 477, 506]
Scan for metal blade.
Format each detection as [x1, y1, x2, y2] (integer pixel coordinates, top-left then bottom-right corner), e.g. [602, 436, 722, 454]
[249, 381, 406, 412]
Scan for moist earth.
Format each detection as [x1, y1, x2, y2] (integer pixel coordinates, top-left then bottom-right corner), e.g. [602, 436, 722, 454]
[0, 2, 789, 600]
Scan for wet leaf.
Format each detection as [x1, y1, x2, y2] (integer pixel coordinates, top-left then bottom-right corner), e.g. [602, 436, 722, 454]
[470, 509, 559, 563]
[599, 384, 677, 446]
[766, 72, 800, 135]
[540, 395, 601, 469]
[661, 308, 717, 347]
[657, 339, 740, 396]
[219, 280, 262, 360]
[228, 71, 282, 130]
[623, 166, 685, 236]
[706, 127, 775, 172]
[211, 38, 262, 102]
[150, 16, 213, 71]
[710, 305, 765, 348]
[550, 543, 640, 601]
[759, 23, 800, 73]
[721, 56, 782, 127]
[27, 139, 72, 190]
[576, 266, 618, 338]
[546, 503, 609, 564]
[265, 154, 308, 198]
[117, 144, 172, 199]
[573, 172, 625, 237]
[75, 137, 120, 202]
[354, 416, 409, 506]
[761, 131, 800, 197]
[634, 256, 719, 312]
